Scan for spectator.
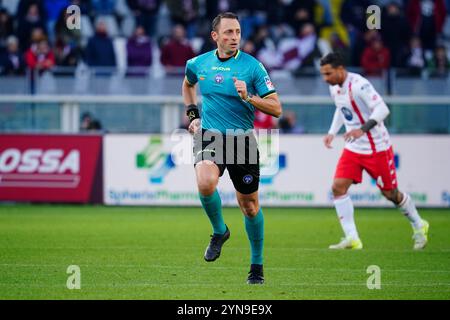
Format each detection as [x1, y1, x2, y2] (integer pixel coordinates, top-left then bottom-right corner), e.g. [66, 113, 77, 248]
[401, 36, 426, 76]
[25, 38, 55, 73]
[17, 3, 47, 50]
[165, 0, 199, 39]
[279, 23, 318, 72]
[85, 19, 117, 68]
[199, 34, 216, 54]
[428, 45, 450, 77]
[126, 0, 162, 37]
[278, 111, 304, 134]
[254, 109, 274, 130]
[91, 0, 117, 15]
[361, 35, 391, 76]
[340, 0, 372, 66]
[126, 25, 152, 75]
[53, 7, 82, 68]
[288, 0, 316, 35]
[0, 36, 27, 75]
[407, 0, 447, 51]
[242, 39, 256, 56]
[44, 0, 70, 42]
[380, 2, 411, 68]
[16, 0, 47, 21]
[205, 0, 238, 21]
[0, 8, 14, 49]
[160, 24, 195, 75]
[80, 112, 103, 132]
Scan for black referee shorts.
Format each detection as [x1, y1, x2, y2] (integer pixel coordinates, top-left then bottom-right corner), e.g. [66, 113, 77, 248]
[193, 129, 260, 194]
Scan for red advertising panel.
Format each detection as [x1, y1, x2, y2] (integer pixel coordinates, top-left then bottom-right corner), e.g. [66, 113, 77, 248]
[0, 134, 102, 203]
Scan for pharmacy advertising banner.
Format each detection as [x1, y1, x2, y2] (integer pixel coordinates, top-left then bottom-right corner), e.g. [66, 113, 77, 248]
[0, 134, 103, 203]
[104, 134, 450, 207]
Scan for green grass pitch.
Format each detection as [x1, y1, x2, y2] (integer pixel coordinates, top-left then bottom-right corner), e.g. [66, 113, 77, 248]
[0, 205, 449, 300]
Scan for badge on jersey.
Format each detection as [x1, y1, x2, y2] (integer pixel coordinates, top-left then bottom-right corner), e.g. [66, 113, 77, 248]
[264, 76, 275, 91]
[214, 74, 224, 84]
[341, 107, 353, 121]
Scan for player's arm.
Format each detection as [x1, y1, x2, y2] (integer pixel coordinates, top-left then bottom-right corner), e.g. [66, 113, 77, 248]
[183, 56, 200, 134]
[324, 108, 344, 148]
[245, 92, 282, 118]
[182, 77, 200, 134]
[233, 77, 282, 118]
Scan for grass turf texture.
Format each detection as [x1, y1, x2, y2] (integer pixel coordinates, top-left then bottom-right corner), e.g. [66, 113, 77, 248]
[0, 205, 449, 300]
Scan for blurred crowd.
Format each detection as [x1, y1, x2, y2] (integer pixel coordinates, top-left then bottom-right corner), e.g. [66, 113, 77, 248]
[0, 0, 449, 78]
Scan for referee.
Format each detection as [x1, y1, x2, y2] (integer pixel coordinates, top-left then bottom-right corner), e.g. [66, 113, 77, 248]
[182, 12, 282, 284]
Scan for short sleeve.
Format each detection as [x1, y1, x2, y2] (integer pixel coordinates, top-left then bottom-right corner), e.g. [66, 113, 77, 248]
[185, 57, 198, 85]
[356, 80, 383, 110]
[253, 61, 276, 98]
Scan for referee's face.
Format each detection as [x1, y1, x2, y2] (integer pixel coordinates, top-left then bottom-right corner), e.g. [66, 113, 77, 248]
[212, 18, 241, 56]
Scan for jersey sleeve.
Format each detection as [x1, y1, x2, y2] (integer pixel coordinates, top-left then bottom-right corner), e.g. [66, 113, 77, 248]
[355, 80, 390, 123]
[185, 57, 198, 85]
[328, 108, 344, 135]
[253, 61, 276, 98]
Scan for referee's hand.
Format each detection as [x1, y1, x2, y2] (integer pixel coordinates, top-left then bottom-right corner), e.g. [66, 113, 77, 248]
[233, 77, 248, 100]
[188, 118, 200, 135]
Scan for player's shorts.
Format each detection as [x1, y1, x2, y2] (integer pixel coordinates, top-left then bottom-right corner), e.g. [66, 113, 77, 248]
[334, 147, 398, 191]
[193, 129, 260, 194]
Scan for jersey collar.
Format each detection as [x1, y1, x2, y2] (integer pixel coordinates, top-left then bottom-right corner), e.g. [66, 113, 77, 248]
[215, 49, 240, 62]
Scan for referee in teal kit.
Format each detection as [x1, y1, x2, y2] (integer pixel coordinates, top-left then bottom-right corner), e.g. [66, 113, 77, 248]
[182, 12, 282, 284]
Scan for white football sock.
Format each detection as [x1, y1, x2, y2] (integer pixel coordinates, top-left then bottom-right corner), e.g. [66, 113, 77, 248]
[334, 194, 359, 240]
[398, 193, 423, 229]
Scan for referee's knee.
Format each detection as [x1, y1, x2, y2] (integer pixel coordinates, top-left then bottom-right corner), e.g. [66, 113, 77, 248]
[197, 177, 218, 196]
[240, 202, 259, 218]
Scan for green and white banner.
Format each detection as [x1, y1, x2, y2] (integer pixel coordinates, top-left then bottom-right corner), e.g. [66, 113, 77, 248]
[103, 134, 450, 207]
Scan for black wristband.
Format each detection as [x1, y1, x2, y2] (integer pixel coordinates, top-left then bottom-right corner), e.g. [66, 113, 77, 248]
[361, 119, 378, 133]
[186, 104, 200, 123]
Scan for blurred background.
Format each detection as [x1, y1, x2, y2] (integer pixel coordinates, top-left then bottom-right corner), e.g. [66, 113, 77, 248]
[0, 0, 449, 207]
[0, 0, 449, 134]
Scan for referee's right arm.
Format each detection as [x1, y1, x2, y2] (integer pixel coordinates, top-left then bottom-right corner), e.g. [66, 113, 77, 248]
[182, 77, 197, 107]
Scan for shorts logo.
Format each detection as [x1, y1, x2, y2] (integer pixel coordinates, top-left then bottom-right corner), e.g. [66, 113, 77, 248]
[341, 107, 353, 121]
[243, 174, 253, 184]
[215, 74, 224, 84]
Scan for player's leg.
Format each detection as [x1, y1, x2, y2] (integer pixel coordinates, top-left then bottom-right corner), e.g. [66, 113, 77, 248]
[195, 160, 227, 234]
[236, 190, 264, 284]
[228, 131, 264, 283]
[329, 149, 363, 249]
[196, 160, 231, 261]
[194, 128, 230, 261]
[371, 147, 429, 249]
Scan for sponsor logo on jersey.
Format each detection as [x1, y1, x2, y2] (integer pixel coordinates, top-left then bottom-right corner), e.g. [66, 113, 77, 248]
[341, 107, 353, 121]
[212, 66, 231, 71]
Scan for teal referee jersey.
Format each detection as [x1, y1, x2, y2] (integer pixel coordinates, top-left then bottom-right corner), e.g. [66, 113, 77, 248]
[185, 49, 276, 133]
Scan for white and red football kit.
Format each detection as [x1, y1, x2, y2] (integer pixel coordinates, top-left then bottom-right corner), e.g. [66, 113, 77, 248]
[328, 72, 397, 190]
